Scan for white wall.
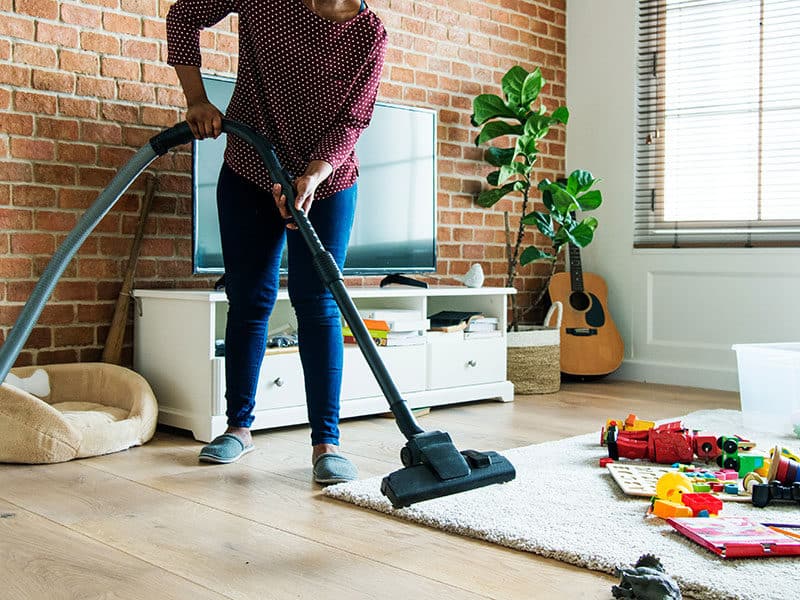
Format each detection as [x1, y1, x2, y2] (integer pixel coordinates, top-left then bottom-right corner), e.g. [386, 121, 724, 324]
[565, 0, 800, 392]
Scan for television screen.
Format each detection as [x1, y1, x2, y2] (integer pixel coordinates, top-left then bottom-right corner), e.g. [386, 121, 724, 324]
[192, 74, 437, 276]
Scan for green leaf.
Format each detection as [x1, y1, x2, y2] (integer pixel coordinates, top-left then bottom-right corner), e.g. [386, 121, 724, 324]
[501, 66, 528, 107]
[522, 211, 556, 238]
[520, 68, 543, 107]
[520, 245, 555, 265]
[551, 106, 569, 124]
[567, 221, 596, 247]
[576, 189, 602, 210]
[541, 186, 555, 212]
[486, 147, 515, 167]
[487, 170, 501, 186]
[514, 134, 537, 158]
[471, 94, 517, 126]
[476, 184, 515, 207]
[540, 181, 577, 215]
[513, 180, 527, 192]
[498, 161, 527, 185]
[568, 169, 596, 194]
[476, 121, 524, 146]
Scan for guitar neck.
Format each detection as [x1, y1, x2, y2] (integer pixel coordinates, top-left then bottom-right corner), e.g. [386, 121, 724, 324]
[568, 244, 584, 292]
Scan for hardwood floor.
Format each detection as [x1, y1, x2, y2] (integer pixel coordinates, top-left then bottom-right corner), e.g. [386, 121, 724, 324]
[0, 380, 739, 599]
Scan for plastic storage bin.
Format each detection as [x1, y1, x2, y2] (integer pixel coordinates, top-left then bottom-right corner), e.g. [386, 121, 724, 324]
[732, 343, 800, 419]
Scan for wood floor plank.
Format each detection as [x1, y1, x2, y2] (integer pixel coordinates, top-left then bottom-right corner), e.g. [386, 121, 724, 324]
[0, 500, 226, 600]
[143, 460, 616, 600]
[0, 463, 485, 600]
[0, 381, 740, 600]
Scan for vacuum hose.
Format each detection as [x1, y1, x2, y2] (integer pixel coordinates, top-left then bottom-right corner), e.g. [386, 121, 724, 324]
[0, 120, 424, 439]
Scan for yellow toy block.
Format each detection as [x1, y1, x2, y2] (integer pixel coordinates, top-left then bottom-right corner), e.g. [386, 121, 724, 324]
[630, 419, 656, 431]
[652, 499, 693, 518]
[755, 459, 771, 478]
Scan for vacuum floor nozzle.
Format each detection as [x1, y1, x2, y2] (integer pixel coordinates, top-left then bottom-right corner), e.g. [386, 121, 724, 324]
[380, 450, 516, 508]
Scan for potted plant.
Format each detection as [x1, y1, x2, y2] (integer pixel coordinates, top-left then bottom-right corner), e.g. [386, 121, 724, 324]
[471, 65, 603, 392]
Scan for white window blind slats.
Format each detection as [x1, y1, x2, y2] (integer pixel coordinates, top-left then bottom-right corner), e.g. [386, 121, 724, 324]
[635, 0, 800, 247]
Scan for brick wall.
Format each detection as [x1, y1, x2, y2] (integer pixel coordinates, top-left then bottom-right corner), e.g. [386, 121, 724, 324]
[0, 0, 566, 367]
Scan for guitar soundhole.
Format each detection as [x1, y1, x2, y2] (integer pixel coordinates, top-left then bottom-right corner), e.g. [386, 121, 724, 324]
[569, 291, 591, 312]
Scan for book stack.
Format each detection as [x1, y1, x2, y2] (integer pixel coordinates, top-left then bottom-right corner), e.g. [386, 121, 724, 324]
[464, 316, 501, 339]
[427, 311, 502, 339]
[342, 308, 428, 347]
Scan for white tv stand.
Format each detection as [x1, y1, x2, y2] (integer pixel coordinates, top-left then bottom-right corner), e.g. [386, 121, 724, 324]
[133, 286, 515, 442]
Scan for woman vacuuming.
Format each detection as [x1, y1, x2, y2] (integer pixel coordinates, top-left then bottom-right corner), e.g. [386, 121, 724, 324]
[165, 0, 387, 482]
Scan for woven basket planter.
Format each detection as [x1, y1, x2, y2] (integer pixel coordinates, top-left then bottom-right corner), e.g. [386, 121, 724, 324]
[507, 302, 562, 394]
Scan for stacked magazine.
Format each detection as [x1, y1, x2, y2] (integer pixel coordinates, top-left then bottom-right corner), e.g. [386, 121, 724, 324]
[343, 308, 428, 347]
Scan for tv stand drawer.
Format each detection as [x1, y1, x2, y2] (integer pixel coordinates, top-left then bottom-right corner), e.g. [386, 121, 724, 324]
[426, 338, 506, 390]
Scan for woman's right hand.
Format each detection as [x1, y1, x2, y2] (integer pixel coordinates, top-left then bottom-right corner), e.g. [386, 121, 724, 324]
[186, 101, 223, 139]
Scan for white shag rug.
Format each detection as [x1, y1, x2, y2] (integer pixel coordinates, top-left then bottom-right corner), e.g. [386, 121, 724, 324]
[326, 410, 800, 600]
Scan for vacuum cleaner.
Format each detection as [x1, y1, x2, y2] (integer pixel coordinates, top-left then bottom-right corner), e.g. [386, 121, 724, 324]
[0, 119, 516, 508]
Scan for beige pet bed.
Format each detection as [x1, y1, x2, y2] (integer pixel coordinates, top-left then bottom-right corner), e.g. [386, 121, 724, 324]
[0, 363, 157, 464]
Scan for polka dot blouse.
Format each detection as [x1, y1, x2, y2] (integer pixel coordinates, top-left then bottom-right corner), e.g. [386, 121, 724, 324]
[166, 0, 388, 198]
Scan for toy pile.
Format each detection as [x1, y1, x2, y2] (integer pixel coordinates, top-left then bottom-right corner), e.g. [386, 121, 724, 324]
[600, 414, 800, 513]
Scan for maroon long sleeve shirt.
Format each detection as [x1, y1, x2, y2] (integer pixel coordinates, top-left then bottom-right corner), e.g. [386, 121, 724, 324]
[166, 0, 387, 198]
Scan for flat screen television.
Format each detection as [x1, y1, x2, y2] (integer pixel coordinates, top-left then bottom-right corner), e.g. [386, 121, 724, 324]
[192, 74, 437, 276]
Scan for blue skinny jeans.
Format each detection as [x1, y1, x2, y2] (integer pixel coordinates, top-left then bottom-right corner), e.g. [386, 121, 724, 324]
[216, 163, 356, 446]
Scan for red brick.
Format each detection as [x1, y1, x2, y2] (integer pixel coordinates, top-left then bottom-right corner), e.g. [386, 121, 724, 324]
[12, 185, 57, 208]
[14, 91, 57, 114]
[16, 0, 58, 19]
[122, 39, 159, 61]
[54, 326, 95, 346]
[0, 64, 31, 87]
[101, 101, 139, 123]
[100, 57, 140, 81]
[37, 117, 79, 140]
[77, 258, 119, 278]
[36, 22, 79, 47]
[61, 3, 102, 27]
[10, 139, 55, 161]
[60, 50, 100, 75]
[58, 188, 97, 210]
[0, 39, 9, 61]
[14, 43, 58, 69]
[54, 280, 96, 303]
[142, 63, 177, 85]
[57, 142, 97, 165]
[118, 82, 156, 103]
[58, 97, 98, 119]
[1, 13, 33, 38]
[76, 76, 116, 100]
[36, 210, 78, 232]
[33, 70, 75, 93]
[11, 232, 56, 254]
[0, 160, 33, 181]
[0, 207, 33, 231]
[156, 87, 185, 107]
[1, 114, 34, 135]
[0, 257, 32, 278]
[142, 17, 165, 38]
[122, 125, 160, 147]
[80, 31, 121, 56]
[77, 166, 116, 187]
[141, 105, 179, 127]
[121, 0, 156, 15]
[82, 121, 123, 144]
[103, 10, 142, 35]
[33, 164, 77, 186]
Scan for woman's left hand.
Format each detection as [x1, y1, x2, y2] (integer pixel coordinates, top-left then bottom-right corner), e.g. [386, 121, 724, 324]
[273, 160, 332, 230]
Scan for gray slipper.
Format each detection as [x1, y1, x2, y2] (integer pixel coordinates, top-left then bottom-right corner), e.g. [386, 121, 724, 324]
[199, 433, 254, 464]
[313, 453, 359, 484]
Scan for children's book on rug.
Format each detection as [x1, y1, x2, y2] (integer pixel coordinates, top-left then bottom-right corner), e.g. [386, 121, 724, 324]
[667, 516, 800, 558]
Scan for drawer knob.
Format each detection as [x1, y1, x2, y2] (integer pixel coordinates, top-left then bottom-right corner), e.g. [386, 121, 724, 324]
[467, 359, 477, 367]
[273, 377, 284, 387]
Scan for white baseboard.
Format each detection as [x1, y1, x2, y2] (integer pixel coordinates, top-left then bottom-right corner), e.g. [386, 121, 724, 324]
[609, 359, 740, 393]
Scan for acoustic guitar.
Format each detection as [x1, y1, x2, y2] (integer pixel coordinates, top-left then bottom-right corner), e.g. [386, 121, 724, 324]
[547, 243, 624, 377]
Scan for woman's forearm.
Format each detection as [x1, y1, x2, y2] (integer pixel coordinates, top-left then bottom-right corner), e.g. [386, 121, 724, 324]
[174, 65, 209, 107]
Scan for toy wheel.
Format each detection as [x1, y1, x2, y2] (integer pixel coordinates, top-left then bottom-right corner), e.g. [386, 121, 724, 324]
[716, 436, 724, 450]
[700, 441, 713, 455]
[716, 456, 723, 468]
[722, 438, 739, 454]
[723, 456, 740, 471]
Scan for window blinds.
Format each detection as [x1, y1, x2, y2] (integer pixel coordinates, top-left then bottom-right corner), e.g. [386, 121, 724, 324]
[635, 0, 800, 247]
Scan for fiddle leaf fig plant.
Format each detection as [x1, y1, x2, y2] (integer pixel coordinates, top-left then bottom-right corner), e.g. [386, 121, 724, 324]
[471, 65, 603, 330]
